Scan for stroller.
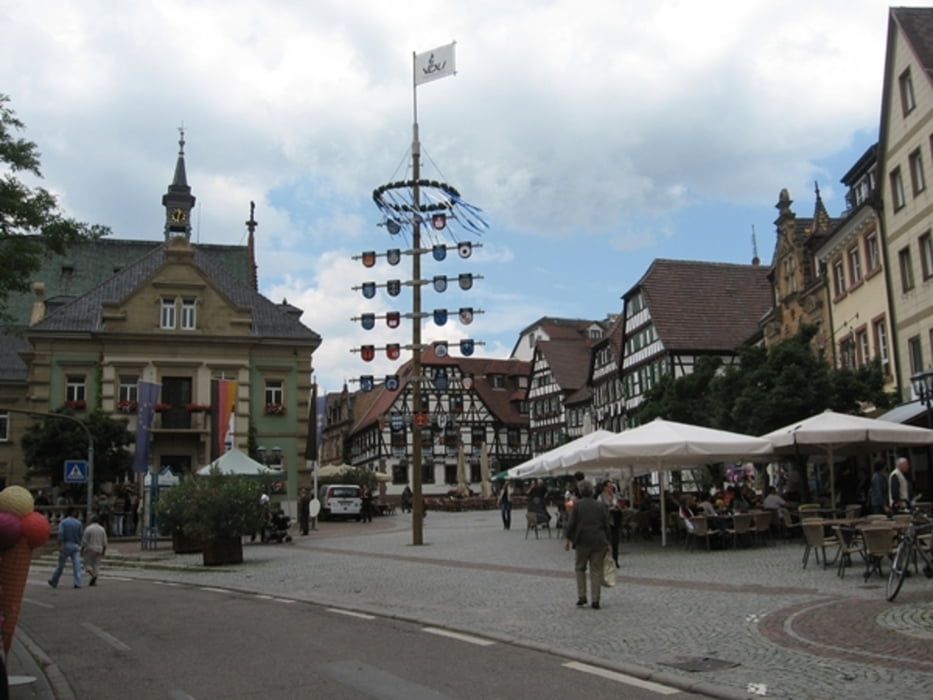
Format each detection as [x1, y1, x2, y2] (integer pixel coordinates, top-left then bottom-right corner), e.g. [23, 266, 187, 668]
[261, 510, 293, 543]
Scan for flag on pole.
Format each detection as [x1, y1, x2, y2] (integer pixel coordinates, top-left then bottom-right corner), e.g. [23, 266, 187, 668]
[414, 42, 456, 86]
[133, 380, 161, 473]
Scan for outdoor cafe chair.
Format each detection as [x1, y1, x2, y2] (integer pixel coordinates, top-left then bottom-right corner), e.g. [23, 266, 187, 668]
[860, 526, 897, 581]
[778, 507, 802, 542]
[844, 504, 863, 519]
[750, 510, 775, 546]
[685, 516, 719, 551]
[801, 520, 839, 569]
[832, 524, 864, 579]
[725, 513, 754, 548]
[524, 511, 551, 539]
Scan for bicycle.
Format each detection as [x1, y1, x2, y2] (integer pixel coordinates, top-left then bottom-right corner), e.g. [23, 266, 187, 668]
[885, 508, 933, 601]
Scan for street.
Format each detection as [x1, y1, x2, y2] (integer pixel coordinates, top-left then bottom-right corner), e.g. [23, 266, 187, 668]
[12, 508, 933, 699]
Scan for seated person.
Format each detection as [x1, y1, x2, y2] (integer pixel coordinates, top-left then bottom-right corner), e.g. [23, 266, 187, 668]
[761, 486, 787, 511]
[678, 495, 697, 533]
[528, 497, 551, 525]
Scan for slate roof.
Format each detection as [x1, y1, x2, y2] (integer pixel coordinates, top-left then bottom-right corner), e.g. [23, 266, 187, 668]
[0, 237, 252, 325]
[29, 241, 320, 343]
[630, 259, 772, 351]
[894, 7, 933, 78]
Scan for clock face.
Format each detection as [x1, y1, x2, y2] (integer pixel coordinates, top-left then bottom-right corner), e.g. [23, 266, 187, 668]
[170, 208, 187, 224]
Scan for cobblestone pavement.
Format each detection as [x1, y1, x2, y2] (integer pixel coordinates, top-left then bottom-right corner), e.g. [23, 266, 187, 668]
[23, 510, 933, 699]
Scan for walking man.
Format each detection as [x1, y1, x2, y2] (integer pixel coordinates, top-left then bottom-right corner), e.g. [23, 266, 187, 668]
[81, 515, 108, 586]
[49, 509, 84, 589]
[889, 457, 914, 513]
[563, 480, 610, 610]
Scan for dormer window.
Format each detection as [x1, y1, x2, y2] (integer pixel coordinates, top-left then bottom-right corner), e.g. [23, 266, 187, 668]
[60, 264, 74, 278]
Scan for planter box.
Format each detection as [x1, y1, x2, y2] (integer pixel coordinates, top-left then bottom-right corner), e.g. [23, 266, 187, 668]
[172, 532, 203, 554]
[202, 536, 243, 566]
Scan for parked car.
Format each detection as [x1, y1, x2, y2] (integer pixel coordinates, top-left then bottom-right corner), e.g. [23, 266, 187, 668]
[318, 484, 362, 521]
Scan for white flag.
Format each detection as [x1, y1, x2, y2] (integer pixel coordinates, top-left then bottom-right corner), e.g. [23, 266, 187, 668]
[414, 42, 456, 86]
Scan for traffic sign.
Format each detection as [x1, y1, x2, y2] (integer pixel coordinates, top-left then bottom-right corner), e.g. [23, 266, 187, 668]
[64, 459, 88, 484]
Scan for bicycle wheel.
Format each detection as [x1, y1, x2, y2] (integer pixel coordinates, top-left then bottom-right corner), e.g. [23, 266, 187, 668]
[886, 538, 912, 601]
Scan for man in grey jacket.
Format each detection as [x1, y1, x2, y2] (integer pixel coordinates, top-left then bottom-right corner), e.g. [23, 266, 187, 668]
[563, 480, 610, 609]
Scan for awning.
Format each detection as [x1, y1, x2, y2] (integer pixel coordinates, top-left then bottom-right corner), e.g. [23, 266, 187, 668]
[876, 400, 928, 425]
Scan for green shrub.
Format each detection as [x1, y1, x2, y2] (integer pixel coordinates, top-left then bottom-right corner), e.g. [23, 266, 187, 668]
[156, 469, 266, 539]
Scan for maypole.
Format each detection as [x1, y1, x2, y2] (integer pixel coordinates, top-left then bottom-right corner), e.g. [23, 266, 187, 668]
[353, 42, 489, 546]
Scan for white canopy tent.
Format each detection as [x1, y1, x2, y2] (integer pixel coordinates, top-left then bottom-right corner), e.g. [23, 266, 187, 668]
[761, 408, 933, 507]
[554, 418, 774, 546]
[506, 430, 616, 479]
[196, 449, 285, 477]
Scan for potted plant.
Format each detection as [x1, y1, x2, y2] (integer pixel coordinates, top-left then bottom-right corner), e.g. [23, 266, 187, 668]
[264, 402, 286, 416]
[154, 481, 202, 553]
[157, 469, 266, 565]
[117, 400, 138, 413]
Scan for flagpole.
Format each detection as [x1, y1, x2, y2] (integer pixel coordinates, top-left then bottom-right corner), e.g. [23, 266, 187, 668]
[410, 51, 425, 546]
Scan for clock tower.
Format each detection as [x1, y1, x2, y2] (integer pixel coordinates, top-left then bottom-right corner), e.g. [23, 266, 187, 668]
[162, 128, 196, 240]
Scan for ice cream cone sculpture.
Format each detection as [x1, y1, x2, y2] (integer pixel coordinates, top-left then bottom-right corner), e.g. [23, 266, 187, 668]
[0, 486, 51, 653]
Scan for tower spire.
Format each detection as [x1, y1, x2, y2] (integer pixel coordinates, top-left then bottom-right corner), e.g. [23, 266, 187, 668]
[162, 126, 196, 241]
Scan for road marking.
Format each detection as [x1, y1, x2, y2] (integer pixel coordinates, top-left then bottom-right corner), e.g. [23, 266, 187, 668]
[22, 598, 54, 609]
[563, 661, 680, 695]
[199, 587, 231, 594]
[422, 627, 495, 646]
[253, 595, 295, 604]
[82, 622, 131, 651]
[169, 691, 195, 700]
[328, 608, 376, 620]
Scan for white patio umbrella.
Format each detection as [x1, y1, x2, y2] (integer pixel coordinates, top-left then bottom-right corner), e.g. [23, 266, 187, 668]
[558, 419, 774, 546]
[506, 429, 616, 479]
[196, 449, 285, 476]
[761, 408, 933, 507]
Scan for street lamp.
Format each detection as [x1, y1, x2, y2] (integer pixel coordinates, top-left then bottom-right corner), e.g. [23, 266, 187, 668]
[910, 368, 933, 475]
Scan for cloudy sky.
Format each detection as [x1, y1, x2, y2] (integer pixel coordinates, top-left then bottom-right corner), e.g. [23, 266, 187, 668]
[0, 1, 919, 393]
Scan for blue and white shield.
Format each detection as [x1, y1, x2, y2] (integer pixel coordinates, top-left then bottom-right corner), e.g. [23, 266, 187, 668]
[460, 339, 475, 356]
[387, 280, 401, 297]
[434, 369, 449, 391]
[385, 375, 400, 391]
[433, 309, 448, 326]
[433, 341, 448, 358]
[362, 251, 376, 268]
[433, 276, 447, 293]
[361, 282, 376, 299]
[390, 413, 404, 431]
[386, 311, 400, 328]
[458, 273, 473, 290]
[386, 219, 401, 235]
[386, 248, 401, 265]
[458, 241, 472, 258]
[432, 244, 447, 261]
[361, 313, 375, 330]
[459, 307, 474, 325]
[360, 375, 374, 392]
[432, 213, 447, 230]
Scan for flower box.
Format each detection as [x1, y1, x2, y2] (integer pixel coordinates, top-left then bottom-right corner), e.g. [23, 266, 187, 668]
[154, 403, 171, 412]
[264, 403, 286, 416]
[64, 399, 86, 410]
[118, 400, 138, 413]
[202, 536, 243, 566]
[185, 403, 210, 413]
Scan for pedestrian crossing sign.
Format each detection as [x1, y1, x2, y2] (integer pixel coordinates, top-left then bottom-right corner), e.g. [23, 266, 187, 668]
[64, 459, 88, 483]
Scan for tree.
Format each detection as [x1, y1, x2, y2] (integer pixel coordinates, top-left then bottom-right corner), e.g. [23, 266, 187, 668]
[0, 94, 109, 316]
[20, 409, 134, 493]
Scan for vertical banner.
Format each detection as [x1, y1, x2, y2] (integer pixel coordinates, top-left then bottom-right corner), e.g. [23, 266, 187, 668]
[210, 379, 237, 461]
[133, 380, 161, 473]
[305, 383, 319, 466]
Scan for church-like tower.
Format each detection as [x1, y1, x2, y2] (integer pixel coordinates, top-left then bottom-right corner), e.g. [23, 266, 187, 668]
[161, 128, 196, 240]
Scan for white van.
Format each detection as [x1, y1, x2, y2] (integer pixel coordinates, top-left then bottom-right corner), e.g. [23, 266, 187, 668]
[318, 484, 363, 520]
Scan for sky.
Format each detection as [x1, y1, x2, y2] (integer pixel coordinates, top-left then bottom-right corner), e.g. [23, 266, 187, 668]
[1, 0, 924, 394]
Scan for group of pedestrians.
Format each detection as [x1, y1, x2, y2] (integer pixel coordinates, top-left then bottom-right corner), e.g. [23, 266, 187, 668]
[47, 509, 108, 589]
[867, 456, 918, 514]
